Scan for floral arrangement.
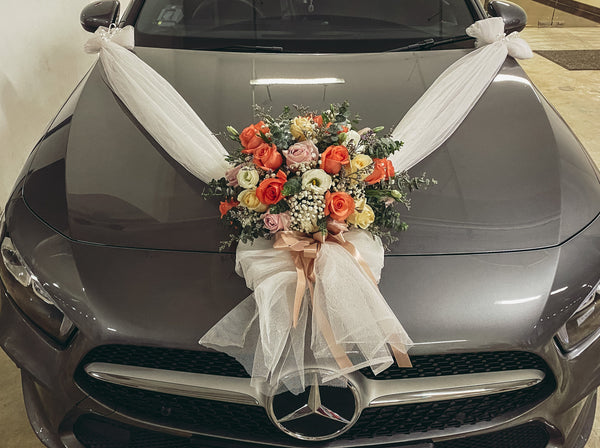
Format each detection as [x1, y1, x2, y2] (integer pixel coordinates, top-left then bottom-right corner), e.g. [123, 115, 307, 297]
[204, 103, 434, 249]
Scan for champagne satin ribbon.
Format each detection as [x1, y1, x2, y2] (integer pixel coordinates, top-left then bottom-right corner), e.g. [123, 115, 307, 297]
[273, 230, 412, 369]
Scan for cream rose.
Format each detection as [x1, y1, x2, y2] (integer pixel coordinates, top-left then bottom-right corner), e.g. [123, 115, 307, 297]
[354, 197, 367, 211]
[290, 116, 313, 141]
[301, 169, 332, 195]
[236, 167, 260, 189]
[348, 203, 375, 229]
[346, 154, 373, 184]
[238, 189, 268, 212]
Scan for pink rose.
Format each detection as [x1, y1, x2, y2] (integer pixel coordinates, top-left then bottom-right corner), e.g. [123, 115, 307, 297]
[283, 140, 319, 167]
[225, 164, 243, 186]
[263, 212, 291, 233]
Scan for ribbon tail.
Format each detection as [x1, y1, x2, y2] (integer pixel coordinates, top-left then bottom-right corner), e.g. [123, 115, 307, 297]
[339, 240, 379, 285]
[292, 256, 307, 328]
[390, 343, 413, 368]
[312, 301, 353, 370]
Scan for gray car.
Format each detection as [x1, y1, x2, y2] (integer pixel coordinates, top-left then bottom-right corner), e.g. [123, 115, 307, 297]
[2, 0, 600, 447]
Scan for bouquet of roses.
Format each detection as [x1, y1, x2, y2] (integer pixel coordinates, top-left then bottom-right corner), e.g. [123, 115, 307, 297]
[204, 103, 434, 249]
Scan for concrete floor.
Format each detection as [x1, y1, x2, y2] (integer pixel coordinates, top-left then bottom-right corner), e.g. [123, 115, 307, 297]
[1, 26, 600, 448]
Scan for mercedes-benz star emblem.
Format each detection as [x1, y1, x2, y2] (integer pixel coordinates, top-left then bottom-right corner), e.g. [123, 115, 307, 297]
[267, 370, 361, 441]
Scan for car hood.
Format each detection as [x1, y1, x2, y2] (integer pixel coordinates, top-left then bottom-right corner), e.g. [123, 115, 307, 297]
[24, 47, 600, 255]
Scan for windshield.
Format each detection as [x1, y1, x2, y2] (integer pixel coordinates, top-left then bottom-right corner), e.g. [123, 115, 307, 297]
[132, 0, 479, 52]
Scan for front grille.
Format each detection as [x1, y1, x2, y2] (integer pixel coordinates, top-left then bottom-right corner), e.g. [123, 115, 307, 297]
[436, 422, 549, 448]
[77, 345, 549, 380]
[345, 383, 552, 438]
[77, 345, 249, 378]
[73, 414, 549, 448]
[75, 346, 556, 444]
[360, 351, 550, 380]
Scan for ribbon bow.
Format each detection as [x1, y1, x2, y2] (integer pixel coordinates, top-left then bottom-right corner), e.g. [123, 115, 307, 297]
[84, 25, 135, 54]
[466, 17, 533, 59]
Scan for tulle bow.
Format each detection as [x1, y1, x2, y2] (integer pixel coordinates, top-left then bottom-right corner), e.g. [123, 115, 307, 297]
[84, 25, 135, 54]
[200, 230, 414, 394]
[466, 17, 533, 59]
[389, 17, 532, 172]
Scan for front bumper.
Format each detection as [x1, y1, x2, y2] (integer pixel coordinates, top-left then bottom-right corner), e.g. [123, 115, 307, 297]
[2, 274, 600, 448]
[3, 186, 600, 447]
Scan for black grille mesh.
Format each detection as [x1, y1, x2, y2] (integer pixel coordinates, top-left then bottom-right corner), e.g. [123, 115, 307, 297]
[75, 346, 555, 443]
[360, 350, 550, 380]
[77, 345, 548, 380]
[78, 345, 249, 378]
[73, 414, 550, 448]
[346, 384, 552, 438]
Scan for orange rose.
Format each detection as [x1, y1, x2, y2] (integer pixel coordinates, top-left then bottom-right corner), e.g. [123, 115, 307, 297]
[365, 158, 394, 184]
[240, 121, 270, 154]
[325, 122, 349, 134]
[256, 171, 287, 205]
[254, 143, 282, 171]
[219, 199, 239, 218]
[320, 145, 350, 175]
[312, 114, 324, 127]
[384, 158, 395, 179]
[324, 191, 355, 222]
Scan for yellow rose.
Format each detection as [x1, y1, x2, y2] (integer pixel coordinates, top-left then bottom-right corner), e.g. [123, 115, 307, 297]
[354, 197, 367, 211]
[290, 117, 313, 141]
[237, 189, 268, 212]
[346, 154, 373, 184]
[348, 203, 375, 229]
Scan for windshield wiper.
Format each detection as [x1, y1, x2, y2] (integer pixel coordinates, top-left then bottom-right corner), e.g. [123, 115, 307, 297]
[201, 45, 284, 53]
[386, 35, 473, 52]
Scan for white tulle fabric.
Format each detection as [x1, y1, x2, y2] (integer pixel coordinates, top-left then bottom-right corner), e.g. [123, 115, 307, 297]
[389, 17, 532, 172]
[199, 230, 412, 394]
[84, 26, 230, 183]
[85, 18, 531, 393]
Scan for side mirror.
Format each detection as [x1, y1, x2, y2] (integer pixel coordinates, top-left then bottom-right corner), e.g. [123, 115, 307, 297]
[81, 1, 121, 33]
[487, 0, 527, 33]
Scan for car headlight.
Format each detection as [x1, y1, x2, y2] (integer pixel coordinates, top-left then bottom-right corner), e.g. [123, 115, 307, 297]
[556, 281, 600, 355]
[0, 234, 75, 345]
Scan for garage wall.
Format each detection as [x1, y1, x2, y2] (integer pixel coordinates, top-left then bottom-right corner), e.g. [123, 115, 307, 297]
[0, 0, 130, 210]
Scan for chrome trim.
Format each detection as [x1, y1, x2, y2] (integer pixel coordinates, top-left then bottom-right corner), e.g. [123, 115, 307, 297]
[266, 369, 361, 441]
[85, 362, 545, 411]
[364, 369, 545, 407]
[84, 362, 261, 406]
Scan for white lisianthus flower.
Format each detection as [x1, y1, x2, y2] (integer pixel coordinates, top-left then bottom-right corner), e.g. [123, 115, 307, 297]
[345, 130, 362, 149]
[238, 189, 268, 212]
[301, 169, 332, 194]
[236, 167, 260, 189]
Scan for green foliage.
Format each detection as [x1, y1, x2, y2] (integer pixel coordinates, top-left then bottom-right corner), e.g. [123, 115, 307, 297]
[269, 200, 290, 215]
[282, 177, 302, 196]
[317, 216, 328, 235]
[218, 207, 271, 251]
[362, 135, 404, 159]
[202, 178, 236, 200]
